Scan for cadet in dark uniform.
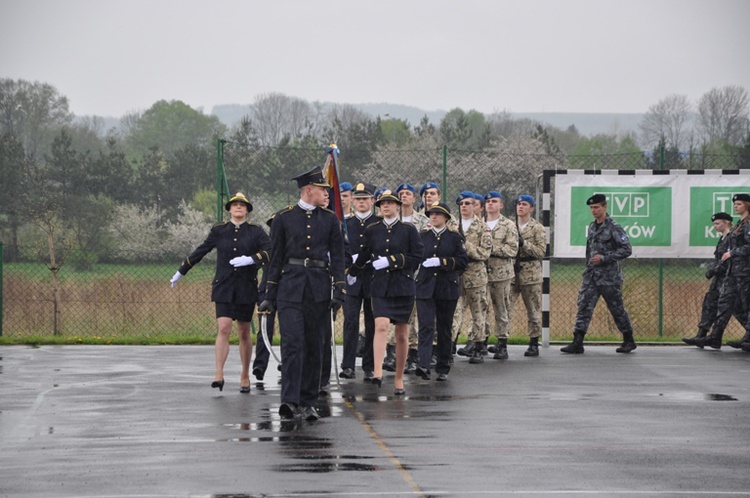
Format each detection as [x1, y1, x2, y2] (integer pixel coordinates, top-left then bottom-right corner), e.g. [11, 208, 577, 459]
[682, 212, 745, 347]
[341, 183, 378, 381]
[258, 167, 346, 421]
[170, 192, 271, 392]
[350, 190, 424, 395]
[561, 193, 636, 354]
[415, 202, 467, 381]
[696, 193, 750, 350]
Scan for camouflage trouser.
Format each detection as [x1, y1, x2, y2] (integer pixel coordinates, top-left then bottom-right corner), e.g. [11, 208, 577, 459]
[387, 302, 419, 349]
[509, 281, 542, 339]
[698, 277, 722, 331]
[486, 279, 513, 340]
[574, 281, 633, 336]
[454, 286, 488, 343]
[711, 275, 750, 336]
[451, 295, 468, 342]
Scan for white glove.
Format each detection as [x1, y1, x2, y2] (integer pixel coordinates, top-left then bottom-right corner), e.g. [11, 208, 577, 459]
[351, 253, 359, 264]
[170, 271, 183, 288]
[372, 256, 389, 270]
[229, 255, 255, 267]
[422, 257, 441, 268]
[347, 274, 357, 286]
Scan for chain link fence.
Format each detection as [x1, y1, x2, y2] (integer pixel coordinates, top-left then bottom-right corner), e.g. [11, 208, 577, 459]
[2, 145, 748, 342]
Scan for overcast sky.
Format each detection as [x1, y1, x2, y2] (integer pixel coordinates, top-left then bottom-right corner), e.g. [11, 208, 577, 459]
[1, 0, 749, 118]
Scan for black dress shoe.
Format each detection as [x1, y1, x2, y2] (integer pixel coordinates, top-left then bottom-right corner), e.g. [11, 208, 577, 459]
[394, 387, 406, 395]
[252, 367, 264, 381]
[279, 402, 298, 420]
[363, 371, 374, 383]
[211, 379, 224, 391]
[340, 368, 356, 379]
[415, 365, 430, 380]
[319, 384, 330, 395]
[302, 406, 320, 421]
[436, 373, 448, 382]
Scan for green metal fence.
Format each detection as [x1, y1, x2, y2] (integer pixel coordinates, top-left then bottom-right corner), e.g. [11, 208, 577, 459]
[1, 144, 748, 343]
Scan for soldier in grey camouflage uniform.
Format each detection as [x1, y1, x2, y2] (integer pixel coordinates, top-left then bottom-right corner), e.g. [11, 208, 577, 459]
[453, 191, 492, 363]
[561, 193, 636, 354]
[483, 190, 519, 360]
[508, 194, 546, 357]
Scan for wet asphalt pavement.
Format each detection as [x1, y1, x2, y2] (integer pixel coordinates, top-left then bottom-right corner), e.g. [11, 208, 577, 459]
[1, 344, 750, 498]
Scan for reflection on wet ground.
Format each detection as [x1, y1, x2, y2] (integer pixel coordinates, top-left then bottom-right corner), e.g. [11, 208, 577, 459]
[656, 392, 738, 401]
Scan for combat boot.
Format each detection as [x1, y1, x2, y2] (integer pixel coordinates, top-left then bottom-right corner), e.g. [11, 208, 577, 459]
[404, 348, 418, 374]
[696, 331, 722, 350]
[726, 331, 750, 349]
[493, 339, 509, 360]
[616, 332, 637, 353]
[457, 341, 476, 357]
[383, 344, 397, 372]
[741, 341, 750, 353]
[469, 347, 484, 364]
[524, 337, 539, 357]
[682, 328, 709, 347]
[561, 331, 585, 354]
[480, 339, 489, 355]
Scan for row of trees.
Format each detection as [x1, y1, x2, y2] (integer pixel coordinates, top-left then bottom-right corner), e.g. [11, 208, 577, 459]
[1, 78, 749, 269]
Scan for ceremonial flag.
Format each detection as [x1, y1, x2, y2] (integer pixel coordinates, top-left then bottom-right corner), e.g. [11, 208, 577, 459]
[322, 143, 344, 220]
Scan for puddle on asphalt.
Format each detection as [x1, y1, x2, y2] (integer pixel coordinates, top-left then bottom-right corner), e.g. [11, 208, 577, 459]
[657, 392, 738, 401]
[271, 462, 381, 472]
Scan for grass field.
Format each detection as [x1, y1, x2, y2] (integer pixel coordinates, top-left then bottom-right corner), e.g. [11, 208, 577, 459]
[1, 260, 746, 344]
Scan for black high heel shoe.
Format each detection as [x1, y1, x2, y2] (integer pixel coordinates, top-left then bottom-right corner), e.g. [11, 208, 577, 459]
[394, 387, 406, 395]
[372, 377, 382, 388]
[211, 379, 225, 392]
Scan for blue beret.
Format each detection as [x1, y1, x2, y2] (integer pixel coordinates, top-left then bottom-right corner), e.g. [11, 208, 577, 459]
[373, 187, 385, 199]
[396, 182, 416, 194]
[339, 182, 353, 192]
[419, 182, 441, 196]
[456, 190, 476, 204]
[515, 194, 535, 206]
[471, 192, 484, 202]
[484, 190, 502, 200]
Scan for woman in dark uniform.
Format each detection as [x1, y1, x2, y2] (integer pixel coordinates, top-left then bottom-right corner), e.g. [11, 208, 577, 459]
[350, 190, 424, 394]
[170, 192, 271, 392]
[415, 202, 467, 381]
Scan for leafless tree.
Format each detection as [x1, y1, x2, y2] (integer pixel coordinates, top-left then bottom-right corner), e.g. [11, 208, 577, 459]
[250, 92, 314, 146]
[638, 94, 692, 150]
[697, 85, 750, 146]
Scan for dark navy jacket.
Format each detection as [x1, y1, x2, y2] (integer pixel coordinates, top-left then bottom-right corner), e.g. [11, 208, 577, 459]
[415, 228, 468, 300]
[179, 221, 271, 304]
[350, 219, 424, 298]
[345, 212, 380, 297]
[265, 205, 346, 303]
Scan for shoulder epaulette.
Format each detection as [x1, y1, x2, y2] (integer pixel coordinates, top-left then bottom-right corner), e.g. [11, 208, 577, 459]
[321, 206, 337, 215]
[212, 221, 229, 227]
[276, 205, 295, 216]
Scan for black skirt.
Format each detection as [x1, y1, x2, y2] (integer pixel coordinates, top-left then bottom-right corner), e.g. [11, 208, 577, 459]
[372, 296, 415, 324]
[215, 302, 255, 322]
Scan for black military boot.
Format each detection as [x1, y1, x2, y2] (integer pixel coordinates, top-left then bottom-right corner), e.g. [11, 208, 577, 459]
[682, 328, 709, 347]
[487, 344, 498, 354]
[404, 348, 418, 374]
[696, 331, 723, 350]
[524, 337, 539, 357]
[480, 338, 489, 355]
[457, 341, 476, 357]
[469, 346, 484, 364]
[561, 331, 585, 354]
[616, 332, 637, 353]
[493, 339, 508, 360]
[741, 341, 750, 353]
[383, 344, 397, 372]
[726, 332, 750, 349]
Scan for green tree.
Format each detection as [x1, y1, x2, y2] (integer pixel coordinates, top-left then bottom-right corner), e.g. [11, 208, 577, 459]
[440, 108, 490, 150]
[123, 100, 226, 160]
[0, 132, 29, 260]
[380, 118, 412, 147]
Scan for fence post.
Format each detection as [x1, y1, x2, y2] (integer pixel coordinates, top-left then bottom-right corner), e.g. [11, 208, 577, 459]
[657, 143, 665, 337]
[216, 138, 227, 223]
[0, 241, 3, 337]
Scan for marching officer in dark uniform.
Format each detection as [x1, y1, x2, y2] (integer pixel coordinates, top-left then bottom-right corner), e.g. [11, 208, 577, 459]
[259, 167, 346, 420]
[349, 190, 424, 395]
[561, 193, 636, 354]
[341, 183, 378, 381]
[170, 192, 271, 393]
[252, 212, 280, 382]
[415, 202, 468, 381]
[682, 212, 746, 347]
[696, 193, 750, 350]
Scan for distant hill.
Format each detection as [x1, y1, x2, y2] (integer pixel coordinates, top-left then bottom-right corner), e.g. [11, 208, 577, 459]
[209, 103, 642, 138]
